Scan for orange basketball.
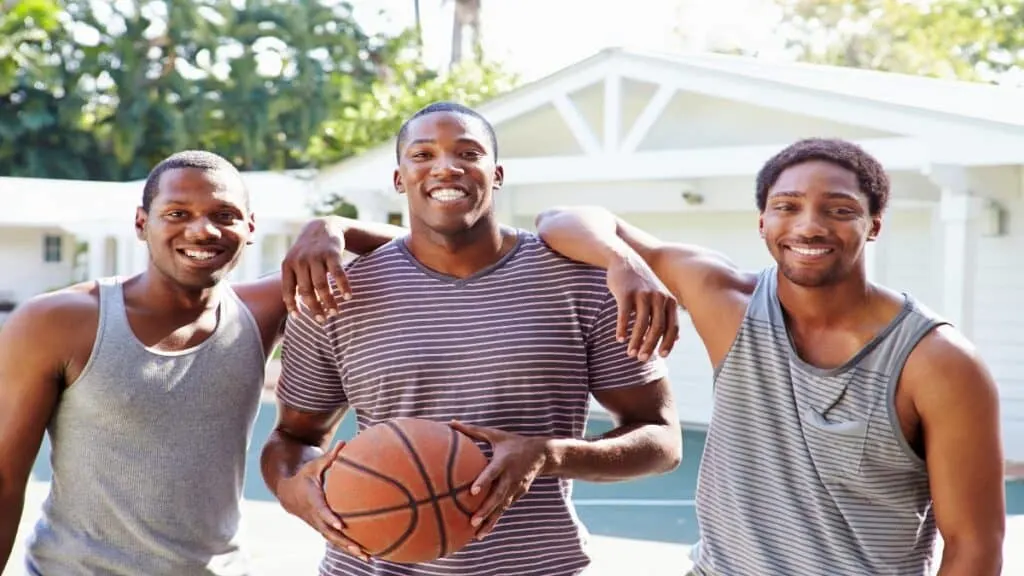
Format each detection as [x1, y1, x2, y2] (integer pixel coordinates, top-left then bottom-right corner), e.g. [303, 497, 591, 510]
[323, 418, 488, 564]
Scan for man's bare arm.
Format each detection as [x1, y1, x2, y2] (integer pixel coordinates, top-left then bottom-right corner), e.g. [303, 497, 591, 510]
[908, 326, 1005, 576]
[278, 216, 406, 320]
[536, 206, 755, 366]
[259, 402, 370, 558]
[544, 377, 682, 482]
[0, 298, 66, 570]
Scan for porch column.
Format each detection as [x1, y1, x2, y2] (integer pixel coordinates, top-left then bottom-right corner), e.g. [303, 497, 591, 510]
[87, 234, 107, 280]
[862, 239, 885, 284]
[133, 241, 149, 274]
[938, 189, 983, 338]
[115, 235, 134, 276]
[242, 236, 264, 281]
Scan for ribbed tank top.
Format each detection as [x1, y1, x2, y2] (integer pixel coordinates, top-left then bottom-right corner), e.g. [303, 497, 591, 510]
[690, 267, 946, 576]
[26, 277, 267, 576]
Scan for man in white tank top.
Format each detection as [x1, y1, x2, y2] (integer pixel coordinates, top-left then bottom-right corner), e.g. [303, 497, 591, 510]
[536, 139, 1006, 575]
[0, 150, 405, 575]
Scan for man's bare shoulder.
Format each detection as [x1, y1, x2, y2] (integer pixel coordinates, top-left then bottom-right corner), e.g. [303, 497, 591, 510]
[903, 324, 997, 410]
[11, 278, 99, 323]
[3, 281, 100, 338]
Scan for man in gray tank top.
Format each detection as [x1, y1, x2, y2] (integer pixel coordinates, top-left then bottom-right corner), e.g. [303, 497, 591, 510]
[536, 138, 1006, 575]
[0, 150, 405, 575]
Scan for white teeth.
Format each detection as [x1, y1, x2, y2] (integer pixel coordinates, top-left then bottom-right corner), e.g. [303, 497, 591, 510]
[184, 250, 218, 261]
[429, 188, 467, 203]
[790, 246, 831, 256]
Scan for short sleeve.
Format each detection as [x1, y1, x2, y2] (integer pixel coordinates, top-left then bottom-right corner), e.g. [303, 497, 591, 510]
[275, 304, 347, 412]
[586, 294, 669, 392]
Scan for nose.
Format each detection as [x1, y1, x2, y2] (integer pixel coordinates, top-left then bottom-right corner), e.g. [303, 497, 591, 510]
[184, 217, 221, 241]
[429, 154, 465, 178]
[793, 209, 829, 240]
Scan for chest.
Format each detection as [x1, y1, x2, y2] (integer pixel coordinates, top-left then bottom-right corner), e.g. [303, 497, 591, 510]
[332, 288, 593, 422]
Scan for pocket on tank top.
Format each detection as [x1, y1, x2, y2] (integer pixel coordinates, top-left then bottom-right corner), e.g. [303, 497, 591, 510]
[799, 407, 868, 483]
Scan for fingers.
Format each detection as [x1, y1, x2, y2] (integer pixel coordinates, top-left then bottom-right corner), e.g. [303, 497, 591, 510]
[316, 441, 347, 479]
[626, 294, 651, 358]
[326, 257, 352, 305]
[660, 301, 680, 358]
[448, 419, 492, 443]
[475, 495, 513, 539]
[292, 262, 326, 323]
[638, 293, 668, 361]
[282, 264, 299, 318]
[615, 295, 634, 344]
[306, 260, 337, 319]
[470, 474, 508, 532]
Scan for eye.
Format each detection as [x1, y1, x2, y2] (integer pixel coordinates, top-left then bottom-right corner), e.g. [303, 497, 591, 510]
[166, 210, 187, 219]
[411, 151, 431, 160]
[772, 203, 796, 212]
[214, 211, 239, 222]
[461, 150, 483, 160]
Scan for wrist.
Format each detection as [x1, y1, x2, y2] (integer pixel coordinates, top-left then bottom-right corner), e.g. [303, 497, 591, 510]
[540, 437, 571, 477]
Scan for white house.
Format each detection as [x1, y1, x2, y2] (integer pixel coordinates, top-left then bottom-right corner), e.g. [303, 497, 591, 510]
[0, 171, 321, 318]
[314, 47, 1024, 464]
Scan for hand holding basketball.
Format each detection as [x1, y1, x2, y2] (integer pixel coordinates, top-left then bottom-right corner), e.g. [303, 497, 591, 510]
[448, 420, 549, 539]
[277, 441, 370, 561]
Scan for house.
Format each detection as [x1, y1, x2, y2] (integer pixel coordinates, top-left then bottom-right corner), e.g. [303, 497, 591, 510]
[0, 171, 320, 322]
[314, 47, 1024, 464]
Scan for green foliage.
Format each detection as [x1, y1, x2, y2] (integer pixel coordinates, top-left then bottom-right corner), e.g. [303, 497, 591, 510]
[306, 55, 519, 166]
[314, 193, 360, 219]
[0, 0, 518, 180]
[776, 0, 1024, 84]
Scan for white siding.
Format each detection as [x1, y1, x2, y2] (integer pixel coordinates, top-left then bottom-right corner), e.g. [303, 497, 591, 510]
[973, 199, 1024, 462]
[0, 227, 76, 306]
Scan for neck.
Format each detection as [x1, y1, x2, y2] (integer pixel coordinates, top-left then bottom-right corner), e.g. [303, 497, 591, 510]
[129, 267, 224, 313]
[775, 267, 874, 329]
[406, 216, 511, 279]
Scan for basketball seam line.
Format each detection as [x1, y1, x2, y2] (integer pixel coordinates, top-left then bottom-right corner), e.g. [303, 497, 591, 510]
[331, 456, 420, 558]
[446, 427, 475, 519]
[328, 470, 474, 519]
[385, 421, 450, 559]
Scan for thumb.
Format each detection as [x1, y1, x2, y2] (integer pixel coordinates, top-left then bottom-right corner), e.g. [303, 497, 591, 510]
[449, 419, 493, 443]
[316, 441, 346, 479]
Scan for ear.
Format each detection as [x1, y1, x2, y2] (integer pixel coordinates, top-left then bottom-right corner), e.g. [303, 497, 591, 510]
[393, 168, 404, 195]
[868, 214, 882, 241]
[758, 214, 766, 239]
[135, 207, 148, 241]
[492, 165, 504, 191]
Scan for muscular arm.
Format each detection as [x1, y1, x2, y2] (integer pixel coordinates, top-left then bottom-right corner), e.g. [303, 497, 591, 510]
[536, 206, 756, 366]
[543, 378, 681, 482]
[0, 300, 65, 570]
[260, 403, 348, 499]
[907, 326, 1005, 575]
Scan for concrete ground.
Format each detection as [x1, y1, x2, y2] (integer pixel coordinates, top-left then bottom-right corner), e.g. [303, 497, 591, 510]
[5, 480, 691, 576]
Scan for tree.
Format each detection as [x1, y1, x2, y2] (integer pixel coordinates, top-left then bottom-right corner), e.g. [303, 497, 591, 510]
[305, 54, 518, 166]
[775, 0, 1024, 84]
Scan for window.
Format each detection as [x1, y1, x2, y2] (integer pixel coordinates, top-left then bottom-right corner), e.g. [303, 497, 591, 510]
[386, 212, 403, 226]
[43, 235, 62, 263]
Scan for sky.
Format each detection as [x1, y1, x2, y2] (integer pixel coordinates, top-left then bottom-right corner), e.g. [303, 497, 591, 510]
[348, 0, 787, 81]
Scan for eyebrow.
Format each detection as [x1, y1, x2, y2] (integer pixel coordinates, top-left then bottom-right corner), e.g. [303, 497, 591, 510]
[406, 137, 486, 148]
[770, 190, 859, 201]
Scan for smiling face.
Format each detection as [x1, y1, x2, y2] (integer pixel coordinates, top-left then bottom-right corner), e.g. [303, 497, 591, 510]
[135, 167, 254, 290]
[393, 110, 503, 239]
[759, 160, 881, 288]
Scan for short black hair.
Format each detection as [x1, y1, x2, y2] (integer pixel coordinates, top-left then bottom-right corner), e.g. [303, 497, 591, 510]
[755, 138, 890, 215]
[395, 101, 499, 163]
[142, 150, 246, 212]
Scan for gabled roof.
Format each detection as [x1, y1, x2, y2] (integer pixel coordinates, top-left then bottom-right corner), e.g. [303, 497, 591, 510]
[319, 47, 1024, 184]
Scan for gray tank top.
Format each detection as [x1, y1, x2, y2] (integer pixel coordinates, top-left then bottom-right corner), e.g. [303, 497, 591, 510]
[690, 267, 946, 576]
[26, 277, 267, 576]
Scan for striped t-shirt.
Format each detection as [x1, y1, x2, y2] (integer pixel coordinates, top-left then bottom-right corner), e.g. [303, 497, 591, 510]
[277, 230, 667, 576]
[691, 267, 946, 575]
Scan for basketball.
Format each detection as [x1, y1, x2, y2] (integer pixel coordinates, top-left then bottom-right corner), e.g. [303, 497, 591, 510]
[323, 417, 489, 564]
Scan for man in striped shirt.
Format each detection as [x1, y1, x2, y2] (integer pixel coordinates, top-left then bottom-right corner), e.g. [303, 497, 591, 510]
[535, 138, 1005, 575]
[259, 101, 683, 576]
